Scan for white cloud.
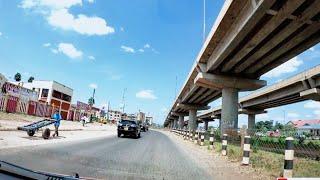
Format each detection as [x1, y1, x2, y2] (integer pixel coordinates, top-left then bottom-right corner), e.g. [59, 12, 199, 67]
[144, 43, 150, 48]
[0, 32, 2, 36]
[88, 55, 95, 60]
[48, 9, 114, 36]
[313, 110, 320, 117]
[20, 0, 114, 36]
[303, 101, 320, 109]
[121, 45, 135, 53]
[138, 49, 144, 52]
[136, 90, 157, 100]
[309, 47, 315, 51]
[87, 0, 94, 3]
[151, 48, 159, 54]
[161, 107, 168, 112]
[20, 0, 82, 9]
[43, 43, 51, 47]
[89, 83, 97, 89]
[262, 57, 303, 78]
[58, 42, 83, 59]
[304, 101, 320, 118]
[51, 48, 58, 54]
[120, 27, 124, 32]
[287, 112, 300, 118]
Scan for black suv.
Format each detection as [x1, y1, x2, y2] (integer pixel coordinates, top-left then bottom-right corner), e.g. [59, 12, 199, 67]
[117, 120, 141, 138]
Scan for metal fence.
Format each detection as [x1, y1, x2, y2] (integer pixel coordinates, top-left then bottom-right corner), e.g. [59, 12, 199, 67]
[170, 128, 320, 177]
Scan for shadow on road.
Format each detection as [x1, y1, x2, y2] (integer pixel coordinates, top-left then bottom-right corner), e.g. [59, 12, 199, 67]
[21, 136, 66, 140]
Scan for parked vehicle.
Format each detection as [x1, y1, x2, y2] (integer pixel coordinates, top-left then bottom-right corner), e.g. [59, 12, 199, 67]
[117, 120, 141, 138]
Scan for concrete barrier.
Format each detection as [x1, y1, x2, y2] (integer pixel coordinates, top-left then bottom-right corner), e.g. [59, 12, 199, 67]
[222, 134, 228, 156]
[209, 130, 214, 150]
[194, 131, 198, 144]
[242, 136, 251, 165]
[283, 137, 294, 178]
[200, 132, 204, 146]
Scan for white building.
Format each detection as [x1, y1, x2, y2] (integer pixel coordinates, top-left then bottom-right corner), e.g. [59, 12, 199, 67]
[21, 80, 73, 119]
[137, 112, 145, 122]
[146, 116, 153, 125]
[108, 110, 122, 122]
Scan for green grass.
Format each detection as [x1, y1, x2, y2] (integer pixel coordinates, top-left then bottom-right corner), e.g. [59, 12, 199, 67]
[208, 142, 320, 178]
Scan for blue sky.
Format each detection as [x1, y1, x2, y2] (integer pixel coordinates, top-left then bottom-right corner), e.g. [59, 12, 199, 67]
[0, 0, 319, 125]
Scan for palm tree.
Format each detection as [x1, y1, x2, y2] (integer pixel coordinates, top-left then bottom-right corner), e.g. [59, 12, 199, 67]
[28, 76, 34, 83]
[14, 73, 21, 82]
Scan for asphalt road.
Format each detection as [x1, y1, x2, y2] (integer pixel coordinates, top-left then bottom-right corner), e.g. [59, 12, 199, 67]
[0, 130, 212, 180]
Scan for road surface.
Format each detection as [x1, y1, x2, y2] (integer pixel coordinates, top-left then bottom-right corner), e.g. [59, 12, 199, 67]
[0, 130, 212, 180]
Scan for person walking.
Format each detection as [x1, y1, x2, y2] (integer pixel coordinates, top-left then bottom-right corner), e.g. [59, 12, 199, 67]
[81, 115, 87, 127]
[52, 110, 62, 137]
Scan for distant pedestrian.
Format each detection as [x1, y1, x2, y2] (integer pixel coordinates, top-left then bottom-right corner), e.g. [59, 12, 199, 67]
[52, 110, 62, 137]
[81, 115, 88, 127]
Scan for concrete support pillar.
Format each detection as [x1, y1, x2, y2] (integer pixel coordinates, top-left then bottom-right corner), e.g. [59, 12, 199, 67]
[248, 114, 255, 131]
[173, 119, 178, 129]
[204, 120, 209, 131]
[188, 109, 197, 131]
[178, 115, 184, 129]
[221, 87, 239, 134]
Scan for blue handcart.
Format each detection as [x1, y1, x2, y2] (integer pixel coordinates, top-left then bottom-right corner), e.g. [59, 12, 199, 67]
[17, 119, 55, 139]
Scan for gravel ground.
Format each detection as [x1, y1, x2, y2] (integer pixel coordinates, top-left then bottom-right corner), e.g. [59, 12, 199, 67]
[0, 130, 213, 180]
[162, 130, 273, 180]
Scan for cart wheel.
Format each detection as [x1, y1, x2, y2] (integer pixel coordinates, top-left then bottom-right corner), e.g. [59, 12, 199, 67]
[27, 130, 35, 137]
[42, 128, 50, 139]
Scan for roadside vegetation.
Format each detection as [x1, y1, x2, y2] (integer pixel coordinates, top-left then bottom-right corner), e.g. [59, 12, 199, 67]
[212, 142, 320, 178]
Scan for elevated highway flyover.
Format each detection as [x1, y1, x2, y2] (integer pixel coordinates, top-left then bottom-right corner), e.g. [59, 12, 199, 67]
[196, 65, 320, 130]
[165, 0, 320, 135]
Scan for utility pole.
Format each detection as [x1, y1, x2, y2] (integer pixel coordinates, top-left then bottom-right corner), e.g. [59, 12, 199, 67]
[203, 0, 206, 43]
[107, 101, 110, 120]
[121, 88, 127, 113]
[174, 75, 178, 99]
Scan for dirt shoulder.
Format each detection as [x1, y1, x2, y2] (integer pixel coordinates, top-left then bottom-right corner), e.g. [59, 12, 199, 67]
[159, 130, 273, 180]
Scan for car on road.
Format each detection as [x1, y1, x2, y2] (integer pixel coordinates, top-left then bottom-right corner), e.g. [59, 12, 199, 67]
[140, 123, 149, 132]
[117, 120, 141, 138]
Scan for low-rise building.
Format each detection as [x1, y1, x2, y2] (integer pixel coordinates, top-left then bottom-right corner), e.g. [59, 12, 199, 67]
[21, 80, 73, 119]
[288, 119, 320, 137]
[108, 110, 122, 122]
[146, 116, 153, 125]
[136, 111, 145, 122]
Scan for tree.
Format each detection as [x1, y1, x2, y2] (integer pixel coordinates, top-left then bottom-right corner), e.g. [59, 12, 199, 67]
[273, 122, 284, 130]
[14, 73, 21, 82]
[28, 76, 34, 83]
[88, 97, 95, 106]
[255, 120, 273, 131]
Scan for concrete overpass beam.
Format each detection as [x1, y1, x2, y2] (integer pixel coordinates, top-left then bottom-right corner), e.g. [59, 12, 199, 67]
[221, 87, 239, 134]
[177, 103, 210, 111]
[300, 88, 320, 101]
[194, 73, 266, 91]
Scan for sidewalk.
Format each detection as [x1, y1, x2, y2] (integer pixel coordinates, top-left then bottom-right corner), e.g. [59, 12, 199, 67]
[0, 112, 117, 149]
